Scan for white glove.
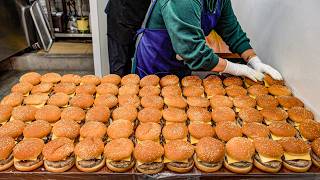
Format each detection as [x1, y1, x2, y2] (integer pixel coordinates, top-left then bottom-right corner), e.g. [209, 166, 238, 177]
[222, 60, 264, 82]
[248, 56, 283, 80]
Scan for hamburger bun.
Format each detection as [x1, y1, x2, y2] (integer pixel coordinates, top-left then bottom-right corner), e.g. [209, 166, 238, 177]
[139, 86, 161, 97]
[215, 121, 242, 142]
[101, 74, 121, 85]
[268, 85, 292, 96]
[256, 95, 279, 110]
[19, 72, 41, 85]
[47, 92, 69, 107]
[247, 84, 268, 98]
[162, 123, 188, 141]
[311, 138, 320, 168]
[61, 106, 85, 123]
[203, 75, 222, 87]
[288, 107, 314, 123]
[0, 105, 13, 123]
[209, 95, 233, 108]
[299, 120, 320, 141]
[241, 122, 270, 139]
[183, 86, 204, 97]
[223, 76, 243, 87]
[161, 85, 182, 97]
[188, 122, 215, 141]
[11, 105, 38, 123]
[23, 93, 49, 107]
[52, 119, 80, 140]
[81, 75, 101, 85]
[260, 108, 288, 124]
[187, 107, 211, 123]
[160, 75, 179, 87]
[0, 136, 15, 171]
[53, 83, 76, 95]
[264, 74, 284, 87]
[1, 93, 24, 107]
[118, 84, 139, 96]
[140, 75, 160, 87]
[75, 83, 96, 95]
[186, 97, 210, 108]
[94, 94, 118, 109]
[268, 121, 296, 140]
[31, 82, 53, 94]
[121, 74, 140, 85]
[225, 85, 247, 98]
[238, 107, 263, 123]
[69, 94, 94, 109]
[41, 73, 61, 83]
[181, 76, 202, 87]
[205, 84, 226, 97]
[35, 105, 61, 123]
[107, 120, 133, 139]
[137, 108, 162, 123]
[112, 106, 137, 122]
[277, 96, 304, 110]
[211, 107, 236, 123]
[0, 120, 25, 139]
[135, 122, 161, 142]
[141, 96, 164, 109]
[233, 96, 256, 111]
[244, 77, 263, 87]
[11, 82, 33, 95]
[164, 96, 187, 109]
[118, 94, 140, 108]
[85, 106, 110, 123]
[162, 107, 187, 123]
[23, 120, 52, 139]
[60, 74, 81, 85]
[80, 121, 107, 139]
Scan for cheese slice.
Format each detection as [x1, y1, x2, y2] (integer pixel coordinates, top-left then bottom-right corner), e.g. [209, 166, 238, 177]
[257, 106, 263, 111]
[282, 107, 289, 111]
[165, 137, 188, 143]
[284, 152, 311, 161]
[31, 102, 46, 109]
[259, 154, 282, 163]
[14, 157, 38, 161]
[51, 134, 58, 140]
[23, 92, 30, 97]
[9, 116, 15, 121]
[247, 137, 254, 142]
[226, 154, 252, 164]
[264, 80, 270, 87]
[249, 94, 256, 99]
[271, 133, 283, 141]
[137, 157, 162, 165]
[189, 121, 212, 125]
[244, 82, 251, 88]
[190, 136, 199, 145]
[61, 104, 69, 108]
[106, 156, 131, 163]
[77, 154, 103, 161]
[264, 120, 273, 125]
[294, 122, 300, 128]
[165, 121, 187, 125]
[163, 156, 188, 163]
[235, 108, 241, 113]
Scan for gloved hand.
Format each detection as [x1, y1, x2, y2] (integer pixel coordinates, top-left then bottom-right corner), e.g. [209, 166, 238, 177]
[248, 56, 283, 80]
[222, 60, 264, 82]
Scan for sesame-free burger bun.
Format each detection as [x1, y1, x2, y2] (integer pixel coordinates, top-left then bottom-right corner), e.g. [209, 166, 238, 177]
[137, 108, 162, 123]
[35, 105, 61, 123]
[0, 105, 13, 123]
[112, 106, 137, 122]
[187, 107, 211, 123]
[80, 121, 107, 139]
[140, 75, 160, 87]
[163, 107, 187, 123]
[135, 122, 161, 142]
[101, 74, 121, 85]
[69, 94, 94, 109]
[23, 120, 52, 139]
[0, 120, 25, 139]
[19, 72, 41, 85]
[61, 106, 85, 122]
[61, 74, 81, 85]
[160, 75, 179, 87]
[81, 75, 101, 85]
[85, 106, 110, 123]
[0, 136, 15, 171]
[52, 119, 80, 140]
[215, 121, 242, 142]
[121, 74, 140, 85]
[107, 120, 133, 139]
[181, 76, 202, 87]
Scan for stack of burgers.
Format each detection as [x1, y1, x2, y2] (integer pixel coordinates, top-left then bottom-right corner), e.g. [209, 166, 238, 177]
[0, 72, 319, 175]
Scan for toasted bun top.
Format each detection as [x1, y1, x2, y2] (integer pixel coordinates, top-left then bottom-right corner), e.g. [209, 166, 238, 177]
[256, 95, 279, 109]
[13, 138, 44, 160]
[164, 96, 187, 109]
[86, 106, 110, 123]
[0, 105, 13, 122]
[312, 138, 320, 156]
[112, 105, 137, 122]
[69, 94, 94, 109]
[41, 73, 61, 83]
[1, 93, 24, 107]
[140, 75, 160, 87]
[164, 140, 194, 161]
[254, 137, 284, 158]
[23, 93, 48, 105]
[188, 122, 215, 139]
[137, 108, 162, 123]
[52, 119, 80, 139]
[278, 137, 310, 154]
[162, 123, 188, 140]
[238, 107, 263, 123]
[187, 96, 210, 108]
[226, 137, 255, 161]
[161, 85, 182, 97]
[160, 75, 179, 87]
[288, 107, 314, 123]
[80, 121, 107, 139]
[209, 95, 233, 108]
[268, 121, 296, 137]
[12, 105, 38, 122]
[0, 120, 25, 138]
[183, 86, 204, 97]
[121, 74, 140, 85]
[23, 120, 52, 138]
[211, 107, 236, 123]
[268, 85, 292, 96]
[226, 85, 247, 97]
[0, 136, 16, 160]
[277, 96, 304, 109]
[42, 137, 74, 161]
[196, 137, 225, 162]
[215, 121, 242, 142]
[244, 77, 264, 86]
[187, 107, 211, 122]
[61, 74, 81, 84]
[81, 75, 101, 85]
[242, 122, 270, 139]
[47, 92, 69, 107]
[134, 140, 164, 162]
[107, 120, 133, 139]
[101, 74, 121, 85]
[139, 86, 161, 97]
[299, 120, 320, 141]
[118, 94, 140, 108]
[233, 96, 256, 109]
[61, 106, 86, 122]
[20, 72, 41, 85]
[181, 76, 202, 87]
[94, 94, 118, 109]
[118, 84, 139, 96]
[163, 107, 187, 123]
[35, 105, 61, 123]
[248, 84, 268, 96]
[31, 82, 53, 94]
[11, 82, 33, 94]
[75, 137, 104, 160]
[260, 108, 288, 122]
[264, 74, 284, 86]
[223, 76, 243, 87]
[204, 85, 226, 96]
[75, 83, 96, 95]
[135, 122, 161, 141]
[141, 96, 164, 109]
[104, 138, 134, 161]
[203, 75, 222, 87]
[53, 83, 76, 95]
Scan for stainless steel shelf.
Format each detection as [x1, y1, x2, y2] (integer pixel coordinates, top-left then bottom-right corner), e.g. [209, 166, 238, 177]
[54, 33, 92, 38]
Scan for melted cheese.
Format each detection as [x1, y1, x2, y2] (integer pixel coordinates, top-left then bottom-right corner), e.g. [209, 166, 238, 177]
[244, 82, 251, 88]
[249, 94, 256, 99]
[189, 121, 212, 125]
[264, 80, 270, 87]
[23, 92, 30, 97]
[257, 106, 263, 111]
[282, 107, 289, 111]
[190, 136, 199, 145]
[226, 154, 252, 164]
[14, 157, 38, 161]
[271, 133, 283, 140]
[264, 120, 273, 125]
[284, 152, 311, 161]
[165, 137, 188, 143]
[31, 102, 46, 109]
[163, 156, 188, 163]
[259, 154, 282, 163]
[137, 157, 162, 165]
[106, 156, 131, 163]
[51, 134, 58, 140]
[235, 108, 241, 113]
[61, 104, 69, 108]
[77, 154, 103, 161]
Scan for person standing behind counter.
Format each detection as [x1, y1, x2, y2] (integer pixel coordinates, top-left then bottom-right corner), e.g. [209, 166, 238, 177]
[132, 0, 283, 81]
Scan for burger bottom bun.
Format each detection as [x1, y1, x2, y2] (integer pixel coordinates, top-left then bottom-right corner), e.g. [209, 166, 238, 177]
[253, 159, 281, 173]
[44, 160, 75, 173]
[0, 159, 13, 171]
[14, 160, 43, 172]
[283, 160, 311, 173]
[312, 157, 320, 168]
[76, 157, 106, 172]
[166, 160, 194, 173]
[106, 160, 135, 172]
[135, 163, 164, 174]
[193, 154, 222, 172]
[223, 160, 252, 174]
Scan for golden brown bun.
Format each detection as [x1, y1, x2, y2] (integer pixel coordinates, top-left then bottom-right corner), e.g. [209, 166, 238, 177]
[75, 137, 104, 159]
[205, 84, 226, 96]
[75, 83, 96, 95]
[242, 123, 270, 139]
[101, 74, 121, 85]
[253, 137, 283, 158]
[226, 137, 255, 161]
[118, 94, 140, 108]
[11, 105, 38, 122]
[288, 107, 314, 123]
[11, 82, 33, 94]
[61, 74, 81, 85]
[196, 137, 224, 162]
[121, 74, 140, 85]
[223, 76, 243, 87]
[23, 93, 48, 106]
[164, 140, 194, 161]
[194, 154, 222, 172]
[44, 159, 74, 173]
[187, 97, 210, 108]
[209, 95, 233, 108]
[278, 137, 310, 154]
[312, 138, 320, 157]
[226, 85, 247, 98]
[52, 119, 80, 140]
[162, 107, 187, 123]
[203, 75, 222, 87]
[20, 72, 41, 85]
[215, 121, 242, 142]
[107, 120, 133, 139]
[162, 123, 188, 141]
[161, 85, 182, 97]
[35, 105, 61, 123]
[164, 96, 187, 109]
[0, 136, 15, 160]
[14, 159, 43, 172]
[134, 140, 164, 162]
[299, 120, 320, 141]
[282, 160, 311, 173]
[160, 75, 179, 87]
[140, 75, 160, 87]
[81, 75, 101, 85]
[0, 105, 13, 123]
[96, 83, 119, 96]
[41, 73, 61, 83]
[268, 85, 292, 96]
[23, 120, 51, 138]
[13, 138, 44, 160]
[277, 96, 304, 109]
[188, 122, 215, 139]
[77, 156, 105, 172]
[183, 86, 204, 97]
[256, 95, 279, 109]
[0, 120, 25, 138]
[233, 96, 256, 109]
[80, 121, 107, 139]
[61, 106, 85, 122]
[104, 138, 134, 161]
[94, 94, 118, 109]
[248, 84, 268, 97]
[141, 96, 164, 109]
[181, 76, 202, 87]
[260, 108, 288, 122]
[135, 122, 161, 141]
[268, 121, 296, 137]
[42, 137, 74, 161]
[139, 86, 161, 97]
[53, 83, 76, 95]
[118, 84, 139, 96]
[31, 82, 53, 94]
[238, 107, 263, 123]
[264, 74, 284, 86]
[244, 77, 264, 86]
[112, 106, 137, 122]
[253, 158, 281, 173]
[187, 107, 211, 122]
[138, 108, 162, 123]
[211, 107, 236, 123]
[86, 106, 110, 123]
[166, 160, 194, 173]
[47, 92, 69, 107]
[70, 94, 94, 109]
[1, 93, 24, 107]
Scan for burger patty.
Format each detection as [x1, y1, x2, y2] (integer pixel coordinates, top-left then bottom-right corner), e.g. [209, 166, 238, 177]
[137, 162, 164, 171]
[282, 157, 311, 168]
[43, 134, 52, 144]
[254, 154, 281, 169]
[45, 154, 75, 168]
[16, 154, 43, 167]
[109, 159, 134, 168]
[0, 153, 13, 166]
[78, 156, 104, 168]
[168, 159, 193, 168]
[225, 157, 251, 168]
[198, 160, 222, 168]
[311, 151, 320, 162]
